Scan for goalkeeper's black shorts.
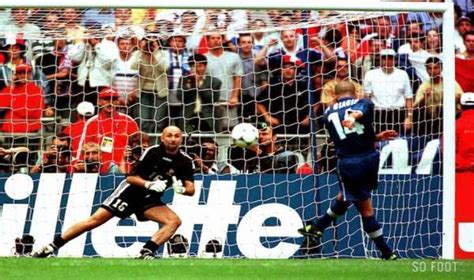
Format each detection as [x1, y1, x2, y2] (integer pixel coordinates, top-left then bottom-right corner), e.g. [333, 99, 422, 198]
[101, 179, 165, 221]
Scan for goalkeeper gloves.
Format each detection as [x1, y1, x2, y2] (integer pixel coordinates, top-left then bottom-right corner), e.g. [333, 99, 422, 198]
[172, 176, 185, 194]
[144, 180, 167, 193]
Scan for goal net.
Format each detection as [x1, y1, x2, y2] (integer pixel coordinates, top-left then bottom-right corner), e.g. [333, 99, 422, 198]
[0, 4, 454, 259]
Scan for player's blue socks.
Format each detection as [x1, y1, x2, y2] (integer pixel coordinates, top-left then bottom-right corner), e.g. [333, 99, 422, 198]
[362, 216, 392, 257]
[315, 200, 350, 230]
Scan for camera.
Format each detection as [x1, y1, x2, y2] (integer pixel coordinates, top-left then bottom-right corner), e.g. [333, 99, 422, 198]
[0, 148, 38, 173]
[46, 145, 70, 160]
[128, 145, 144, 162]
[186, 138, 207, 158]
[85, 159, 100, 173]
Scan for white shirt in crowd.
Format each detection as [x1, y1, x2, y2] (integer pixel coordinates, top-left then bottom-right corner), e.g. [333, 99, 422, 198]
[363, 68, 413, 109]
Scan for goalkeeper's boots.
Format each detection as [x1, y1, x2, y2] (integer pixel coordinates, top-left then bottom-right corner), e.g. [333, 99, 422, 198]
[297, 223, 323, 239]
[32, 244, 56, 258]
[382, 252, 398, 260]
[136, 248, 156, 260]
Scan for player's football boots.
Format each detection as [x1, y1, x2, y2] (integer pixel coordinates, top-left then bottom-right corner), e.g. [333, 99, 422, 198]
[136, 248, 156, 260]
[382, 252, 398, 260]
[297, 223, 323, 239]
[31, 244, 56, 258]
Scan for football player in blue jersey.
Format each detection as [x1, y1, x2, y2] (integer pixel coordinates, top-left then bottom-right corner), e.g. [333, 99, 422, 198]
[298, 81, 398, 260]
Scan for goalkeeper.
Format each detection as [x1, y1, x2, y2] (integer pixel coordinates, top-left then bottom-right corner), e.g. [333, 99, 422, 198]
[33, 126, 195, 259]
[298, 81, 398, 260]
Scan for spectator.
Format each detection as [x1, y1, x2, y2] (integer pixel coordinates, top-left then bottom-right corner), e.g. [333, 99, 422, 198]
[360, 16, 396, 50]
[118, 131, 150, 174]
[456, 30, 474, 93]
[2, 8, 41, 59]
[177, 53, 221, 133]
[340, 24, 360, 62]
[425, 28, 442, 55]
[67, 22, 119, 105]
[396, 20, 423, 51]
[61, 8, 85, 44]
[354, 36, 385, 81]
[31, 133, 71, 173]
[363, 49, 413, 134]
[256, 55, 310, 135]
[0, 63, 44, 133]
[63, 101, 95, 156]
[31, 12, 60, 61]
[249, 19, 270, 52]
[76, 88, 139, 170]
[73, 142, 119, 174]
[204, 32, 243, 131]
[399, 33, 432, 83]
[187, 138, 228, 174]
[35, 38, 72, 119]
[227, 122, 299, 173]
[176, 10, 203, 52]
[238, 33, 269, 121]
[113, 36, 139, 116]
[167, 34, 191, 129]
[0, 40, 47, 91]
[259, 29, 334, 82]
[130, 35, 169, 133]
[454, 15, 471, 53]
[321, 58, 363, 107]
[414, 57, 463, 135]
[110, 8, 145, 40]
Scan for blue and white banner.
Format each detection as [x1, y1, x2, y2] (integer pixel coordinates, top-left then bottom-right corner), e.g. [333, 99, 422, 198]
[0, 136, 442, 258]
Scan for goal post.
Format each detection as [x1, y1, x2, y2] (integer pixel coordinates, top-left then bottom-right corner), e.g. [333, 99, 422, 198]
[0, 0, 456, 259]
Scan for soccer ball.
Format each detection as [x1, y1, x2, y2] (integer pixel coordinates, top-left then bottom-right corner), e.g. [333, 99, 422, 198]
[231, 123, 259, 148]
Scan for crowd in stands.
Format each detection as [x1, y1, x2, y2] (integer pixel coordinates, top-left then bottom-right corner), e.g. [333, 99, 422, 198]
[0, 3, 473, 174]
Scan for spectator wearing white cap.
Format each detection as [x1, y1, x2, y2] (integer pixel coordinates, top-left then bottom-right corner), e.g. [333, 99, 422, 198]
[363, 49, 413, 134]
[63, 101, 95, 156]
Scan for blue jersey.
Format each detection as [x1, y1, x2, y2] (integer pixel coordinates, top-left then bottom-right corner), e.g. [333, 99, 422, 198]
[323, 97, 376, 157]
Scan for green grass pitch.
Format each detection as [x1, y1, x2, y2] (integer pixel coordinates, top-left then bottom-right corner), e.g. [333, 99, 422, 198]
[0, 258, 473, 279]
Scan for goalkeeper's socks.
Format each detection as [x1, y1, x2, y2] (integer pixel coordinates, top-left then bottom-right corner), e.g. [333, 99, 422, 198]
[315, 200, 350, 230]
[362, 216, 392, 257]
[143, 240, 159, 253]
[52, 236, 67, 249]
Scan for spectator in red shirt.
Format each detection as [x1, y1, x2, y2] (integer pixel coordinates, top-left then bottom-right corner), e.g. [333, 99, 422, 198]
[455, 31, 474, 93]
[456, 93, 474, 171]
[63, 101, 95, 156]
[0, 63, 44, 133]
[76, 88, 139, 169]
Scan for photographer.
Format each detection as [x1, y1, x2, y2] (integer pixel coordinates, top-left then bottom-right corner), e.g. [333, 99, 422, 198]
[187, 138, 227, 174]
[73, 142, 119, 174]
[119, 131, 150, 174]
[130, 35, 169, 133]
[30, 133, 71, 173]
[228, 123, 299, 173]
[67, 21, 119, 105]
